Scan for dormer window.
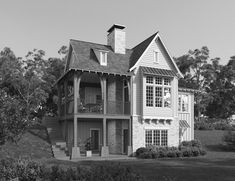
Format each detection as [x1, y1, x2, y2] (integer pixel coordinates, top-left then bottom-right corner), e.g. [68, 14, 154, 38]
[154, 51, 159, 63]
[100, 51, 107, 66]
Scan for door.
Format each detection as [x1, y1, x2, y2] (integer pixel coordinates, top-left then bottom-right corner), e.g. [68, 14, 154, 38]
[90, 129, 100, 151]
[123, 129, 129, 154]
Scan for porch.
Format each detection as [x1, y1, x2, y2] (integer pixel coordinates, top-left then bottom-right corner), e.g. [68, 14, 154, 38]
[57, 70, 132, 158]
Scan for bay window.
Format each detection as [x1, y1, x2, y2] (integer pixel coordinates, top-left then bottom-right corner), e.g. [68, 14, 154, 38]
[145, 76, 172, 108]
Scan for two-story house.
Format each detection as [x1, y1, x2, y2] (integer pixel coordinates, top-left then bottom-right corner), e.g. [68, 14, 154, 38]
[55, 24, 194, 159]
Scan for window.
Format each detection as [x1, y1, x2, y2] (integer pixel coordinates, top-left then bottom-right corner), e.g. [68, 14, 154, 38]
[154, 51, 159, 63]
[100, 51, 107, 66]
[146, 86, 154, 107]
[146, 76, 153, 84]
[146, 76, 172, 108]
[178, 94, 189, 112]
[145, 129, 168, 146]
[155, 87, 162, 107]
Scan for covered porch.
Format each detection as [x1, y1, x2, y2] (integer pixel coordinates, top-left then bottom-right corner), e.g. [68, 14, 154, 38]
[56, 69, 133, 158]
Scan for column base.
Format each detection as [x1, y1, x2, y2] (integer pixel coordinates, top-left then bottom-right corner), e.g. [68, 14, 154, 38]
[127, 146, 133, 156]
[71, 147, 80, 159]
[101, 146, 109, 157]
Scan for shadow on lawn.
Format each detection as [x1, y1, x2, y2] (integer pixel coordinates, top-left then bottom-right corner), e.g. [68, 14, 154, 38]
[205, 144, 235, 152]
[28, 127, 51, 144]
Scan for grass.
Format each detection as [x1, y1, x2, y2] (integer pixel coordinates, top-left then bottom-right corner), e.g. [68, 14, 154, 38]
[0, 127, 53, 160]
[1, 129, 235, 180]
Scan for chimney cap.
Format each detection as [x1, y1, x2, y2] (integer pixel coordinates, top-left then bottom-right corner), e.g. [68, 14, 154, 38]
[107, 24, 125, 33]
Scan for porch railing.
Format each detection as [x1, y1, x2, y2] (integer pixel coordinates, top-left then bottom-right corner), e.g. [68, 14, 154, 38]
[61, 99, 130, 116]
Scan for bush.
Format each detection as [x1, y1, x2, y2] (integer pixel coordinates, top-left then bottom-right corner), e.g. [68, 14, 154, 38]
[136, 147, 150, 157]
[136, 140, 206, 159]
[0, 159, 145, 181]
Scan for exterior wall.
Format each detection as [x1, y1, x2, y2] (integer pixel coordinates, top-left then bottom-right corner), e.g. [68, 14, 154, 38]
[178, 92, 194, 141]
[107, 119, 129, 154]
[67, 119, 103, 151]
[131, 37, 181, 152]
[132, 116, 179, 152]
[136, 39, 174, 70]
[84, 87, 101, 104]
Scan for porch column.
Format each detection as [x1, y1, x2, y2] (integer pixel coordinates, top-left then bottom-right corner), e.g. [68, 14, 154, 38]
[100, 75, 109, 157]
[127, 118, 132, 156]
[71, 71, 82, 159]
[127, 77, 133, 156]
[64, 80, 68, 116]
[57, 83, 61, 117]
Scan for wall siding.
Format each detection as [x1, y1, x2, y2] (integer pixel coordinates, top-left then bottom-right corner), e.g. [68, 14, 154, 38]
[137, 39, 174, 70]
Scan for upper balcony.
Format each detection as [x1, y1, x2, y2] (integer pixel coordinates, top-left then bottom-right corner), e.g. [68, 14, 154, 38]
[58, 71, 131, 118]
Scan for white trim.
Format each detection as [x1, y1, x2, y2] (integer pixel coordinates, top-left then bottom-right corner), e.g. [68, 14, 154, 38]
[144, 126, 169, 130]
[99, 51, 107, 66]
[89, 128, 101, 149]
[142, 116, 174, 120]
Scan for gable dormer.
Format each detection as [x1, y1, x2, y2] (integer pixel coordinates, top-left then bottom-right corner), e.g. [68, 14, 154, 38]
[107, 24, 126, 54]
[93, 48, 108, 66]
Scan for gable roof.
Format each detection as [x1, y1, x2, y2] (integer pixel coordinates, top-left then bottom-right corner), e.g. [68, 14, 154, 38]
[62, 31, 183, 79]
[68, 39, 133, 76]
[129, 32, 158, 68]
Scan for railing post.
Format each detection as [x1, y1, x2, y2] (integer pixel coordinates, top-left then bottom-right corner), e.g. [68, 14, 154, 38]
[57, 83, 61, 117]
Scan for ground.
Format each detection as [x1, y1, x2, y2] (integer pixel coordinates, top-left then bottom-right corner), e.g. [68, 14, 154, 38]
[1, 129, 235, 181]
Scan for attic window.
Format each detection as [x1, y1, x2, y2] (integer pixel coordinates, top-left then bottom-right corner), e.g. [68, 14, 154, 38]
[154, 51, 159, 63]
[100, 51, 107, 66]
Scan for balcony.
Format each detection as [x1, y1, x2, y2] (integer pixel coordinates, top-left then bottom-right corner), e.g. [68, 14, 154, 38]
[60, 98, 130, 116]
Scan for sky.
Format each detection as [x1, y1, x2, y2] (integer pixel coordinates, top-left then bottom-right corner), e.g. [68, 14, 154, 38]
[0, 0, 235, 64]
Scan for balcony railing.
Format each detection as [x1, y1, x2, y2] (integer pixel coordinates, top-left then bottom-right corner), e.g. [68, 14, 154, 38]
[107, 101, 130, 115]
[77, 98, 103, 114]
[60, 98, 130, 116]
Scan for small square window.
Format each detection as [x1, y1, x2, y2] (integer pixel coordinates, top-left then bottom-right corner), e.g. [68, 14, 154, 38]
[164, 78, 171, 86]
[155, 77, 162, 85]
[146, 76, 153, 84]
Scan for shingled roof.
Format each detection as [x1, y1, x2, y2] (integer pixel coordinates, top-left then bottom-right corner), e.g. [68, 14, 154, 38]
[69, 39, 133, 76]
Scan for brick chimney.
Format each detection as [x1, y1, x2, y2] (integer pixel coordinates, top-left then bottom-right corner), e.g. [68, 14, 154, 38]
[107, 24, 126, 54]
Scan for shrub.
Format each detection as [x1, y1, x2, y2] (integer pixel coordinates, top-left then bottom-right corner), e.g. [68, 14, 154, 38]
[191, 147, 200, 157]
[0, 159, 145, 181]
[181, 147, 193, 157]
[166, 150, 177, 158]
[136, 147, 149, 157]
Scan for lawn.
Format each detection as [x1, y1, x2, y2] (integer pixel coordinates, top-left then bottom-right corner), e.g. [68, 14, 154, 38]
[1, 129, 235, 181]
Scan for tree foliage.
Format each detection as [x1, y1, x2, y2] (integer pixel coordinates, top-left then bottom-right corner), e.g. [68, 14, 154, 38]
[175, 47, 235, 119]
[0, 47, 66, 145]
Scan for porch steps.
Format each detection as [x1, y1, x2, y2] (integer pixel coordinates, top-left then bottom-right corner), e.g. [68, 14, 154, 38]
[42, 117, 70, 160]
[52, 142, 70, 160]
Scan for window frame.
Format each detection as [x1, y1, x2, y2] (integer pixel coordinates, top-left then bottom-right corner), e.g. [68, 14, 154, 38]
[145, 76, 172, 108]
[153, 51, 159, 63]
[100, 51, 107, 66]
[145, 129, 168, 147]
[178, 94, 189, 112]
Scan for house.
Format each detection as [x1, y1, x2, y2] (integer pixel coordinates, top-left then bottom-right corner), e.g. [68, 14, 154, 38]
[54, 24, 195, 159]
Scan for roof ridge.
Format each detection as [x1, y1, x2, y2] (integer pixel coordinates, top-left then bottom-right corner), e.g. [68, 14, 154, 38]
[70, 39, 132, 51]
[132, 31, 158, 50]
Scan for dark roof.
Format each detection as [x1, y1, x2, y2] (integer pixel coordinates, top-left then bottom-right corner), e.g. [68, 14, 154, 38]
[179, 120, 190, 128]
[140, 66, 177, 77]
[69, 39, 133, 76]
[129, 32, 158, 68]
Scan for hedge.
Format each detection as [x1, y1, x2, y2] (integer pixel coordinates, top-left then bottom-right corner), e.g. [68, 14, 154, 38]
[136, 140, 206, 159]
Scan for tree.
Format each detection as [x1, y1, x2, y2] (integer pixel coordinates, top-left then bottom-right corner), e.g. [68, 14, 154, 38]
[175, 47, 212, 119]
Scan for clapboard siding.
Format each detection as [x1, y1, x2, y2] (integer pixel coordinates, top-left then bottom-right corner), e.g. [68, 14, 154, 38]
[136, 39, 174, 70]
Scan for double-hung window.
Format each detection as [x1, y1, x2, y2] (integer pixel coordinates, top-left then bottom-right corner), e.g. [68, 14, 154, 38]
[145, 129, 168, 146]
[178, 94, 189, 112]
[145, 76, 172, 108]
